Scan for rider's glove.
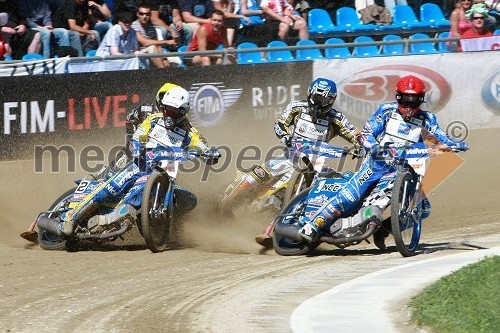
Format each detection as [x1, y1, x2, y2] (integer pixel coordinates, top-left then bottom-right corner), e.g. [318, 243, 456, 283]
[453, 141, 469, 151]
[280, 135, 293, 148]
[203, 148, 221, 165]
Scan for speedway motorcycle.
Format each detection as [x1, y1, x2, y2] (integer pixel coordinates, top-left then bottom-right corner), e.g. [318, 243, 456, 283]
[21, 137, 211, 253]
[220, 139, 357, 214]
[268, 142, 463, 257]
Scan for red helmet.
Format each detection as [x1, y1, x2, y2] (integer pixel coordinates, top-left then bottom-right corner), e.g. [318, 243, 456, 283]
[395, 75, 426, 119]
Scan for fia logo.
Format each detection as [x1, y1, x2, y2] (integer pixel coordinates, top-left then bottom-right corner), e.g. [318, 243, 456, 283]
[188, 83, 243, 126]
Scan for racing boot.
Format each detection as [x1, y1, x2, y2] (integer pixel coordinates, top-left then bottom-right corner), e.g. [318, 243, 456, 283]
[421, 197, 431, 219]
[298, 204, 341, 243]
[373, 218, 391, 250]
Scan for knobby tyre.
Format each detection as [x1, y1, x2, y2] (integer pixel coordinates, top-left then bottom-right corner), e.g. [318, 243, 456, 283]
[391, 171, 422, 257]
[273, 187, 320, 256]
[141, 172, 172, 253]
[38, 187, 77, 250]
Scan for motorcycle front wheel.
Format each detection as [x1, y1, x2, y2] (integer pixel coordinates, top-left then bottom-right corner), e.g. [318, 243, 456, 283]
[273, 187, 320, 256]
[282, 171, 314, 206]
[391, 171, 422, 257]
[141, 172, 173, 253]
[38, 187, 76, 250]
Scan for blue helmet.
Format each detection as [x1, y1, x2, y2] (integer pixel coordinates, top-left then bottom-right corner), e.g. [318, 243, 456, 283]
[307, 78, 337, 119]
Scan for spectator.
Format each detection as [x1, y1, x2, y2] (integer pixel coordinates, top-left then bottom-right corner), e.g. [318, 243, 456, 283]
[235, 0, 275, 47]
[96, 10, 141, 55]
[383, 0, 408, 15]
[185, 9, 236, 65]
[19, 0, 73, 58]
[51, 0, 87, 56]
[0, 12, 12, 60]
[88, 0, 113, 39]
[68, 0, 102, 54]
[0, 0, 42, 59]
[131, 3, 172, 68]
[460, 2, 493, 46]
[260, 0, 309, 41]
[448, 0, 472, 50]
[177, 0, 215, 29]
[148, 0, 194, 48]
[474, 0, 498, 31]
[212, 0, 249, 46]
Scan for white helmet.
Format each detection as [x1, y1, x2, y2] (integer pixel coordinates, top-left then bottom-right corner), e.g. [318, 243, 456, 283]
[156, 84, 190, 126]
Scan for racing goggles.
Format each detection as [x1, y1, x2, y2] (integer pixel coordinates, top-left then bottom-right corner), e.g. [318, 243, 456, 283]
[160, 104, 187, 119]
[311, 94, 336, 108]
[396, 93, 424, 108]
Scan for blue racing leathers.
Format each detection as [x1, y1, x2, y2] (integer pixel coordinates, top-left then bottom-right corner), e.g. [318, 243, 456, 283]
[302, 102, 469, 236]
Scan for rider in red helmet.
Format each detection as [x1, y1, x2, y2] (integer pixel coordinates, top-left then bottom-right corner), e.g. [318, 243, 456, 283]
[297, 75, 470, 248]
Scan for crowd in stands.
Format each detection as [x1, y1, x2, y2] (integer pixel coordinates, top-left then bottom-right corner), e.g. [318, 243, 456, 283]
[0, 0, 498, 65]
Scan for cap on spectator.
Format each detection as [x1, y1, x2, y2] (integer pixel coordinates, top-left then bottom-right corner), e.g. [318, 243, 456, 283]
[116, 11, 135, 23]
[0, 12, 8, 26]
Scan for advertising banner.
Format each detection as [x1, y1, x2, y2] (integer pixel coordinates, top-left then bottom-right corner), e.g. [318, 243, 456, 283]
[313, 51, 500, 130]
[0, 57, 69, 76]
[0, 62, 312, 160]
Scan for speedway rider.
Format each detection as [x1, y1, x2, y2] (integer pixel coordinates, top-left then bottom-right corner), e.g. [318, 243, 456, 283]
[298, 75, 470, 249]
[221, 78, 362, 208]
[58, 83, 220, 236]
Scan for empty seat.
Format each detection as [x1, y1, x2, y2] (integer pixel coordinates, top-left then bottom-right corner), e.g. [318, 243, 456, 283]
[381, 34, 404, 55]
[21, 53, 45, 61]
[324, 38, 351, 58]
[393, 5, 432, 30]
[295, 39, 324, 60]
[308, 8, 341, 34]
[352, 36, 381, 57]
[237, 42, 267, 64]
[336, 7, 379, 33]
[409, 33, 439, 54]
[420, 3, 451, 28]
[267, 40, 295, 62]
[436, 31, 451, 53]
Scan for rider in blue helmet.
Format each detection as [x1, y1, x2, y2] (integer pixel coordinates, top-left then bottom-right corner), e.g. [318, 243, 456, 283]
[307, 78, 338, 120]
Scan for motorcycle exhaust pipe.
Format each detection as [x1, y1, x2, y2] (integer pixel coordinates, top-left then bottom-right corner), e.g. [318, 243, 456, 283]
[37, 216, 63, 236]
[75, 223, 129, 240]
[320, 222, 379, 245]
[273, 223, 303, 242]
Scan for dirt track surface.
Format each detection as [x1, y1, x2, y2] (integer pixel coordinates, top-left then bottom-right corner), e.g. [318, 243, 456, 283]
[1, 128, 500, 333]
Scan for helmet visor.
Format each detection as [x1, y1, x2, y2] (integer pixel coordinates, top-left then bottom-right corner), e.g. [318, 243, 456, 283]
[160, 105, 185, 119]
[398, 94, 423, 109]
[311, 94, 335, 108]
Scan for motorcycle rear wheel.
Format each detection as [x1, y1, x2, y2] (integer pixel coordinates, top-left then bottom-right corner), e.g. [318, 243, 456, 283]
[273, 187, 320, 256]
[141, 172, 173, 253]
[38, 187, 76, 251]
[391, 171, 422, 257]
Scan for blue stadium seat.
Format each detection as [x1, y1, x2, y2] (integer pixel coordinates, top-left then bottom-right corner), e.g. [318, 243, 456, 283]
[266, 40, 296, 62]
[436, 31, 451, 53]
[237, 42, 267, 64]
[409, 33, 439, 54]
[324, 38, 351, 58]
[3, 54, 13, 61]
[393, 5, 432, 30]
[336, 7, 379, 33]
[295, 39, 324, 60]
[177, 45, 188, 67]
[381, 34, 404, 55]
[85, 50, 97, 57]
[22, 53, 45, 61]
[308, 8, 341, 34]
[352, 36, 381, 57]
[420, 3, 451, 28]
[494, 29, 500, 35]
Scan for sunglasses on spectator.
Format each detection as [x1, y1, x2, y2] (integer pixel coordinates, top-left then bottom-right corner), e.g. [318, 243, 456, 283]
[472, 16, 484, 20]
[138, 12, 151, 16]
